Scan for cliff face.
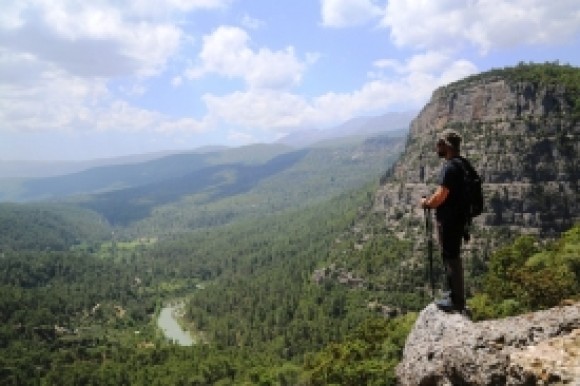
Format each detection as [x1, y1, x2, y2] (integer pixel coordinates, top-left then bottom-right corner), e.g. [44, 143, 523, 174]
[396, 302, 580, 385]
[376, 65, 579, 238]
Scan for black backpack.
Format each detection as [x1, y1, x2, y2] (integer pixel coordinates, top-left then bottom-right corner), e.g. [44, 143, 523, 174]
[452, 156, 484, 229]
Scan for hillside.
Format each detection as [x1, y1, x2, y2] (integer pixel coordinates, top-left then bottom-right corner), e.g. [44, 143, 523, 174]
[0, 132, 407, 234]
[0, 144, 291, 202]
[0, 203, 110, 251]
[276, 111, 413, 147]
[68, 135, 405, 231]
[0, 151, 186, 179]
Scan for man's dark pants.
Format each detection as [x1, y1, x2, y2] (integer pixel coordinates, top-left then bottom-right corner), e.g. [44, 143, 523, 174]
[436, 220, 465, 310]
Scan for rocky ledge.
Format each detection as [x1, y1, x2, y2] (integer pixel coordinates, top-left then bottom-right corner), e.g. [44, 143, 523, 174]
[396, 302, 580, 385]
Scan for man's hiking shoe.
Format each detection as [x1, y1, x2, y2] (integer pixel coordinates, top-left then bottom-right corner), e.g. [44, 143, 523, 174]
[435, 297, 454, 312]
[435, 297, 465, 313]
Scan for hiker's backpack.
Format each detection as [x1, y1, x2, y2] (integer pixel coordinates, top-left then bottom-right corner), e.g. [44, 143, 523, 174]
[452, 156, 484, 225]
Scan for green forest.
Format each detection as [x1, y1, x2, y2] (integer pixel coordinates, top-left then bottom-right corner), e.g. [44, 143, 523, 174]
[1, 63, 579, 385]
[1, 184, 578, 385]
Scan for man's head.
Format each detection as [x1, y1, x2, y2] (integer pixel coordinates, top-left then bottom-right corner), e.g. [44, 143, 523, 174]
[436, 129, 461, 158]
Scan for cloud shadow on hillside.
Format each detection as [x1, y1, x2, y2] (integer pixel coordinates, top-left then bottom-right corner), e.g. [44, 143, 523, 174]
[80, 149, 310, 226]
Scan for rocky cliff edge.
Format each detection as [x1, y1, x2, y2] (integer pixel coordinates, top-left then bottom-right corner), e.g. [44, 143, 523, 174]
[396, 302, 580, 385]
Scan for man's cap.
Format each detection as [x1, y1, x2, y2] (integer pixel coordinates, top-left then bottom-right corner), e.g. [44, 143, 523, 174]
[438, 129, 461, 150]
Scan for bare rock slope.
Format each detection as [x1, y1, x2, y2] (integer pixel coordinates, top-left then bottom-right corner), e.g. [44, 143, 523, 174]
[396, 302, 580, 385]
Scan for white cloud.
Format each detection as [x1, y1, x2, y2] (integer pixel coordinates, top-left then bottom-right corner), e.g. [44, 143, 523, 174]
[118, 83, 147, 97]
[156, 116, 211, 133]
[171, 76, 184, 87]
[199, 52, 477, 134]
[130, 0, 230, 14]
[0, 62, 107, 133]
[373, 51, 451, 74]
[345, 54, 477, 112]
[0, 52, 209, 134]
[312, 78, 418, 122]
[227, 130, 256, 144]
[382, 0, 580, 53]
[92, 102, 209, 133]
[241, 14, 265, 30]
[4, 0, 573, 159]
[0, 0, 226, 136]
[439, 60, 480, 86]
[321, 0, 384, 27]
[0, 1, 27, 30]
[92, 100, 159, 132]
[309, 57, 476, 122]
[186, 26, 308, 90]
[203, 90, 314, 130]
[0, 1, 183, 77]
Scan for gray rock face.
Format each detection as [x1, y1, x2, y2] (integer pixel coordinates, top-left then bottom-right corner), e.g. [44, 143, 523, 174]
[396, 302, 580, 385]
[376, 69, 580, 239]
[372, 68, 580, 300]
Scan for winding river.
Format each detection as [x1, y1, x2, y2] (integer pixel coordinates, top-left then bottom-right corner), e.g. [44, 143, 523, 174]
[157, 304, 194, 346]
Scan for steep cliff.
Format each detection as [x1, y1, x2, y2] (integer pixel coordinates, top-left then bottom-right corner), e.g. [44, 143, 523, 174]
[376, 63, 579, 241]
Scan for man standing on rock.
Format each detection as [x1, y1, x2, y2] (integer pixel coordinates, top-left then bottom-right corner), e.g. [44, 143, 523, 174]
[420, 129, 467, 312]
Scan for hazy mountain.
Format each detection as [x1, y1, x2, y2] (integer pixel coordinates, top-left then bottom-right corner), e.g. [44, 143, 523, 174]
[0, 111, 413, 181]
[276, 111, 415, 147]
[0, 144, 289, 202]
[79, 134, 405, 229]
[0, 112, 412, 203]
[0, 151, 179, 179]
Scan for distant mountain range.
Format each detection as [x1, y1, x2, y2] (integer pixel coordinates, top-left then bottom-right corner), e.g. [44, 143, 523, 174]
[0, 111, 414, 203]
[0, 128, 408, 232]
[0, 144, 292, 202]
[0, 112, 414, 181]
[276, 111, 415, 147]
[0, 146, 233, 180]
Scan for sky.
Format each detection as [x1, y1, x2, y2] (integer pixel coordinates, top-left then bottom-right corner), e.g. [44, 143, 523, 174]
[1, 0, 579, 161]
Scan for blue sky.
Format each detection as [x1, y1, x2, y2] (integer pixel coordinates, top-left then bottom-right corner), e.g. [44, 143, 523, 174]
[1, 0, 579, 160]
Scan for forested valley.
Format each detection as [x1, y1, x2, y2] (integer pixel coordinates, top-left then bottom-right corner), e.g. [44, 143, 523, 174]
[2, 181, 578, 385]
[1, 135, 429, 385]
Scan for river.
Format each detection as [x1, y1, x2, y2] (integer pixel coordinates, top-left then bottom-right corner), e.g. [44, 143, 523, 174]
[157, 303, 194, 346]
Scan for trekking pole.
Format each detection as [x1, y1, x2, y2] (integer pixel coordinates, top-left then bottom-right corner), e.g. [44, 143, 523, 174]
[423, 202, 435, 299]
[420, 156, 435, 299]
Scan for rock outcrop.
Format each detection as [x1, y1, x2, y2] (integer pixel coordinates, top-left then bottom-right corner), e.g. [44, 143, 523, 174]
[376, 64, 580, 241]
[396, 302, 580, 385]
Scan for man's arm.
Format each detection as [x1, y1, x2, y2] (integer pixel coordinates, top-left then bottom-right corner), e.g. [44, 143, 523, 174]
[421, 186, 449, 209]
